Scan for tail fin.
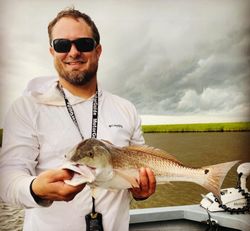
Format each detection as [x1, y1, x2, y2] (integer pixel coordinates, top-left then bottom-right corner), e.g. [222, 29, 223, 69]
[201, 160, 239, 201]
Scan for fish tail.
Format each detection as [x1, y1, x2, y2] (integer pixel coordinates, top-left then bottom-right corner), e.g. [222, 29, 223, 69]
[201, 160, 239, 201]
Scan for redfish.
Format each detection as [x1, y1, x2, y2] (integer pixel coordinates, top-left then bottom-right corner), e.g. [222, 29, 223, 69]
[63, 138, 239, 199]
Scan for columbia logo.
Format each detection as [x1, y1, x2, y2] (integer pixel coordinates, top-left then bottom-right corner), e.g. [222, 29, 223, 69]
[109, 124, 123, 128]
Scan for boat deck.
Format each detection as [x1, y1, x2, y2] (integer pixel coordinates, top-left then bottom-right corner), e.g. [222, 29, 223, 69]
[129, 204, 250, 231]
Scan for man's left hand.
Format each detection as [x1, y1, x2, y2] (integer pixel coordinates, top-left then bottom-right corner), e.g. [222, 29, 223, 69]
[130, 167, 156, 200]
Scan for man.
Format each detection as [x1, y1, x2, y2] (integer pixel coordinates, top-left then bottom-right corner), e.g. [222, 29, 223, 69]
[0, 8, 156, 231]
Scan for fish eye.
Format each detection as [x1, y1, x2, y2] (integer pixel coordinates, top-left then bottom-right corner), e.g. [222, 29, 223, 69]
[88, 151, 94, 158]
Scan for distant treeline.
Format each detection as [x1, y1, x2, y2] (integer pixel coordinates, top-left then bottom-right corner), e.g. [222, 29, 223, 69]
[1, 122, 250, 147]
[142, 122, 250, 133]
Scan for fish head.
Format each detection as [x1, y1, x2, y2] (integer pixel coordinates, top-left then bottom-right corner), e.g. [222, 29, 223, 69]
[66, 138, 112, 169]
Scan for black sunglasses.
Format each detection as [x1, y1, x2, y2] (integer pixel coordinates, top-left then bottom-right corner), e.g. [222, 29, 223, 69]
[52, 37, 96, 53]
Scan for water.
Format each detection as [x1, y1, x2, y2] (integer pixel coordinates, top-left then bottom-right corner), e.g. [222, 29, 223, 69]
[0, 203, 24, 231]
[131, 132, 250, 209]
[1, 132, 249, 230]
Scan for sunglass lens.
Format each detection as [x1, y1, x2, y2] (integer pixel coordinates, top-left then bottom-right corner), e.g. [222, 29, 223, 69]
[75, 38, 95, 52]
[53, 39, 71, 53]
[52, 38, 95, 53]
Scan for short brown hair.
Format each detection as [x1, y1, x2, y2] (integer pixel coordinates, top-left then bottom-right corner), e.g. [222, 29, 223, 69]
[48, 8, 100, 45]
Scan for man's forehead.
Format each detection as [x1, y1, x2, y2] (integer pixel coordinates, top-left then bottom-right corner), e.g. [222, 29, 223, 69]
[52, 17, 92, 38]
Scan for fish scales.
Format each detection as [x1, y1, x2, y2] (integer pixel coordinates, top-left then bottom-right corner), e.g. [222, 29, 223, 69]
[109, 146, 191, 178]
[64, 138, 240, 200]
[110, 148, 172, 173]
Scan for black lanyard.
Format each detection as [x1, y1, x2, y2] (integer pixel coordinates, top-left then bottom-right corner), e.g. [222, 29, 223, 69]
[57, 83, 103, 231]
[57, 83, 98, 139]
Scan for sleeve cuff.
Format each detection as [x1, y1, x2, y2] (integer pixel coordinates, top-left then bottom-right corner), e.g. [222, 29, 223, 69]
[29, 178, 53, 207]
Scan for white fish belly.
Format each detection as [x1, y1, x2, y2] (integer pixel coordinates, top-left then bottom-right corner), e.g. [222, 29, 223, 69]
[155, 164, 205, 185]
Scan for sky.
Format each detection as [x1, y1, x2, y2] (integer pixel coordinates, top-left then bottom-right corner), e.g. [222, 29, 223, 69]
[0, 0, 249, 126]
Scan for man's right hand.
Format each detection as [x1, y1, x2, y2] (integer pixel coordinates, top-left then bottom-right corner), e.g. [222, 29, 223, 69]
[31, 169, 86, 202]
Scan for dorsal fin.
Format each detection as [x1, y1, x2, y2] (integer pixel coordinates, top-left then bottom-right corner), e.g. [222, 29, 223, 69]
[123, 145, 183, 165]
[100, 139, 113, 145]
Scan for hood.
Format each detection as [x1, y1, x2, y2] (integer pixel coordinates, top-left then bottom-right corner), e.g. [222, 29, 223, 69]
[23, 76, 102, 106]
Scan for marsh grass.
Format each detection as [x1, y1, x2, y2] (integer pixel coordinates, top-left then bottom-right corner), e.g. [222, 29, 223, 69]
[0, 122, 249, 146]
[142, 122, 250, 133]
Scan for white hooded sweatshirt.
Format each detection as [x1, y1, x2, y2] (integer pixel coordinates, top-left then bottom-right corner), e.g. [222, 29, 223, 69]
[0, 76, 144, 231]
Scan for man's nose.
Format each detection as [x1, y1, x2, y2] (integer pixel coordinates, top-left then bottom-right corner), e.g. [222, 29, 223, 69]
[68, 44, 81, 57]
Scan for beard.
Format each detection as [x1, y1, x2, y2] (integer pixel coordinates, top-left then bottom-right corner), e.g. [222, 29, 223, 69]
[54, 58, 98, 86]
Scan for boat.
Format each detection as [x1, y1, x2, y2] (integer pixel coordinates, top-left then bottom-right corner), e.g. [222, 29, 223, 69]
[129, 162, 250, 231]
[129, 204, 249, 231]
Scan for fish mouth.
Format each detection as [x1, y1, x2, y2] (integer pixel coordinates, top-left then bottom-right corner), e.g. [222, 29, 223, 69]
[75, 163, 96, 170]
[86, 165, 96, 170]
[74, 164, 96, 175]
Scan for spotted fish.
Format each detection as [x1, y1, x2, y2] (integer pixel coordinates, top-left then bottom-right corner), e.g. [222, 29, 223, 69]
[63, 138, 239, 199]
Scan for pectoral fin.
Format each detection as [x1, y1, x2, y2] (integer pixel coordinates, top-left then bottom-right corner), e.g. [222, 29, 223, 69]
[113, 169, 140, 188]
[95, 168, 139, 189]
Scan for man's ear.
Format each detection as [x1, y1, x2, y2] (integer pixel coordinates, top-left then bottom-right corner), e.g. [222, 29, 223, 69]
[96, 44, 102, 59]
[49, 46, 55, 56]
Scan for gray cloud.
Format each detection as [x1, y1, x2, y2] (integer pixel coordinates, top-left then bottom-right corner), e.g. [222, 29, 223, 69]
[99, 1, 250, 119]
[1, 0, 250, 126]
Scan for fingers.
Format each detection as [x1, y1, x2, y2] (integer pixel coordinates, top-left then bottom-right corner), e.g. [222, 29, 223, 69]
[48, 169, 74, 182]
[130, 167, 156, 200]
[55, 183, 85, 201]
[139, 168, 148, 191]
[146, 168, 156, 195]
[32, 169, 85, 202]
[139, 168, 156, 191]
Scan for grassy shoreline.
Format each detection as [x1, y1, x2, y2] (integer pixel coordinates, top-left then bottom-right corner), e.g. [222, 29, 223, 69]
[1, 122, 250, 146]
[142, 122, 250, 133]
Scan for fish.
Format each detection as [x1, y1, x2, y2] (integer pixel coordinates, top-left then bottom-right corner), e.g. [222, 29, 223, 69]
[62, 138, 239, 200]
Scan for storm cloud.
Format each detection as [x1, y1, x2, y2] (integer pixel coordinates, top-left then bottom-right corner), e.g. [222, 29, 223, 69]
[0, 0, 249, 125]
[99, 1, 250, 119]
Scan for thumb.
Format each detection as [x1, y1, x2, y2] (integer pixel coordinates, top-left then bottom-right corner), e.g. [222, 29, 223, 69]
[47, 169, 74, 182]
